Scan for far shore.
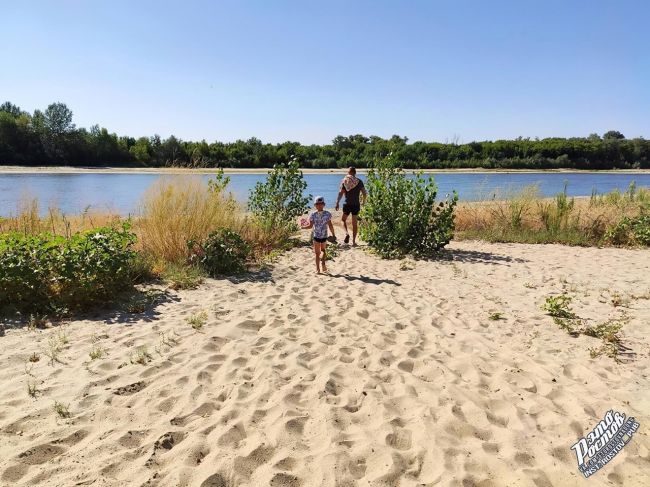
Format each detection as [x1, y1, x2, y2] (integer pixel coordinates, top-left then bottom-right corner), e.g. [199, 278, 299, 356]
[0, 165, 649, 175]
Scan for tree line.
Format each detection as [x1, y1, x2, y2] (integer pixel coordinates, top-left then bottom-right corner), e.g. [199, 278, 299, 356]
[1, 101, 648, 169]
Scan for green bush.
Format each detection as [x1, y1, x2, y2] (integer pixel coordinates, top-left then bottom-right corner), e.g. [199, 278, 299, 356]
[360, 159, 458, 258]
[604, 215, 650, 246]
[0, 223, 137, 314]
[248, 161, 310, 232]
[189, 229, 250, 276]
[0, 233, 56, 311]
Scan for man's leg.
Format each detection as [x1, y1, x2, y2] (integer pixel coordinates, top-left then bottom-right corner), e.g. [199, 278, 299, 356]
[351, 215, 358, 246]
[341, 212, 350, 242]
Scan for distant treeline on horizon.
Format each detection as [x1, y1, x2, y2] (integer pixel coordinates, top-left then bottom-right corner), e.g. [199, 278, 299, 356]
[1, 101, 649, 170]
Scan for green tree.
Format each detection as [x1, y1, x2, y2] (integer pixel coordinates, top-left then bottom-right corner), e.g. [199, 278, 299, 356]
[603, 130, 625, 140]
[248, 160, 310, 232]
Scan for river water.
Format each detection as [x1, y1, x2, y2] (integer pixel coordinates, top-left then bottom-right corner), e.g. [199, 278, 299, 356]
[1, 171, 649, 216]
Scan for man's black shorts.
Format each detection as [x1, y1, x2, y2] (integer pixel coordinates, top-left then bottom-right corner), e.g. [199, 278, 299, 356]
[342, 203, 360, 216]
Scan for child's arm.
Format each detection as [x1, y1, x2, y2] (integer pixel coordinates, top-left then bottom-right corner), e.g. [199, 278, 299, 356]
[301, 216, 314, 229]
[327, 220, 336, 237]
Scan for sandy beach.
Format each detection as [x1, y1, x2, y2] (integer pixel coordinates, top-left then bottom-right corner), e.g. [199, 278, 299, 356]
[1, 240, 649, 486]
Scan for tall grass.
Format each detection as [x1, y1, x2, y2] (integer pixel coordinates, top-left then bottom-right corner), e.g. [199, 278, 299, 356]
[455, 183, 649, 246]
[136, 177, 240, 263]
[136, 177, 287, 264]
[0, 197, 121, 236]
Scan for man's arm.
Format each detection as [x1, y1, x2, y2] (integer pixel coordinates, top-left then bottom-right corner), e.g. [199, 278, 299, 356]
[360, 187, 367, 205]
[335, 187, 345, 211]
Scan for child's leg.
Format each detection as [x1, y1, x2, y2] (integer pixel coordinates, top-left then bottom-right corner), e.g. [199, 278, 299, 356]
[313, 241, 321, 273]
[321, 242, 328, 271]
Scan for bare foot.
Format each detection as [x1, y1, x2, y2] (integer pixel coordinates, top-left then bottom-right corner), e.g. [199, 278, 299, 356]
[352, 242, 358, 247]
[322, 264, 328, 273]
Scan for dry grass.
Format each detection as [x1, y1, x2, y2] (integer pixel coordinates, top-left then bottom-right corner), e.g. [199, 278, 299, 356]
[0, 178, 289, 278]
[0, 196, 121, 236]
[135, 177, 242, 263]
[455, 184, 649, 245]
[135, 177, 286, 264]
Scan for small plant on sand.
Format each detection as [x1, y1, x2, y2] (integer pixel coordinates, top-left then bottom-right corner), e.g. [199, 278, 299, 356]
[541, 295, 576, 319]
[89, 345, 106, 360]
[399, 258, 416, 271]
[187, 311, 208, 331]
[53, 401, 71, 418]
[130, 345, 153, 365]
[159, 331, 179, 348]
[27, 378, 39, 398]
[44, 337, 62, 366]
[610, 292, 629, 308]
[125, 289, 166, 313]
[27, 315, 47, 331]
[28, 352, 40, 363]
[630, 289, 650, 301]
[589, 343, 621, 362]
[583, 318, 624, 345]
[155, 331, 179, 356]
[57, 329, 69, 346]
[161, 263, 205, 290]
[543, 293, 627, 361]
[488, 312, 505, 321]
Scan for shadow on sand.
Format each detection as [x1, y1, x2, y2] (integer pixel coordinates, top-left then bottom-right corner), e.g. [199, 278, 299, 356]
[328, 273, 401, 286]
[437, 248, 528, 265]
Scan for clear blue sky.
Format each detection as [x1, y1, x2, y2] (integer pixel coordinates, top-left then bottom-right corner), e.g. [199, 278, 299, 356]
[2, 0, 648, 144]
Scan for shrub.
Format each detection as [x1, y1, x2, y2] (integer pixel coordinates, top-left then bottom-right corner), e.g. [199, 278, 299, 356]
[189, 229, 251, 276]
[55, 223, 137, 308]
[604, 215, 650, 246]
[0, 233, 56, 312]
[248, 161, 310, 233]
[360, 158, 458, 258]
[0, 223, 137, 314]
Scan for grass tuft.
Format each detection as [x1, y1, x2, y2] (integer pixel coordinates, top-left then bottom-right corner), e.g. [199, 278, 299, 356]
[488, 312, 505, 321]
[53, 401, 71, 418]
[187, 311, 208, 331]
[89, 345, 106, 360]
[130, 345, 153, 365]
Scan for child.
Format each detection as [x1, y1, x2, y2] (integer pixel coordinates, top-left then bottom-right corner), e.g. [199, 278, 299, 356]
[301, 196, 336, 274]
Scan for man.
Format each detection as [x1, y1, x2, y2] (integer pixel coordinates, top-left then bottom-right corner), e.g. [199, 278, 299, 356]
[335, 166, 367, 246]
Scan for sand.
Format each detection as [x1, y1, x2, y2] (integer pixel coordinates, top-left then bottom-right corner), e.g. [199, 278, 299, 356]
[1, 240, 649, 486]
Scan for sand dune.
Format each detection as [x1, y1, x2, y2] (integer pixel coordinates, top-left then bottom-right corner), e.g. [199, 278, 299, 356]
[1, 241, 649, 486]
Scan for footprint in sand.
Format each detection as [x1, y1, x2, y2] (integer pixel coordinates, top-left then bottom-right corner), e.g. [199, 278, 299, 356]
[386, 429, 412, 451]
[233, 444, 275, 478]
